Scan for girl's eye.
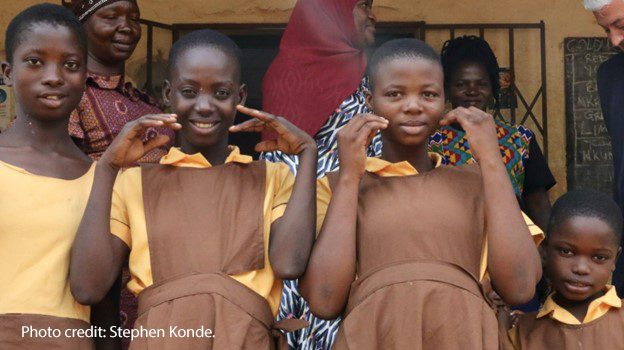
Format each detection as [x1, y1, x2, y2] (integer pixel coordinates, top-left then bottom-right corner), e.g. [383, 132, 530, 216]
[26, 58, 42, 66]
[181, 89, 196, 97]
[593, 255, 608, 262]
[559, 248, 573, 256]
[385, 91, 400, 98]
[358, 1, 371, 9]
[215, 89, 231, 98]
[423, 91, 439, 98]
[65, 61, 80, 70]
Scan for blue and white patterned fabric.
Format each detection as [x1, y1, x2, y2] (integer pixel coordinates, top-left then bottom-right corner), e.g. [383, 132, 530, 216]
[262, 77, 382, 349]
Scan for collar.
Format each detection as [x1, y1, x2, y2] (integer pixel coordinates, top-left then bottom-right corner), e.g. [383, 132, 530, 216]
[537, 285, 621, 325]
[159, 146, 252, 168]
[87, 72, 125, 91]
[87, 72, 162, 106]
[365, 153, 443, 177]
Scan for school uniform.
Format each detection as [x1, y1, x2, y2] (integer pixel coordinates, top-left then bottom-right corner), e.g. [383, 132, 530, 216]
[505, 285, 624, 349]
[110, 146, 305, 349]
[316, 154, 543, 350]
[0, 160, 96, 350]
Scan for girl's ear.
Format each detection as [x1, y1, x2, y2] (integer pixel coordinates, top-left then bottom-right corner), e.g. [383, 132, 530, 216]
[162, 80, 172, 108]
[238, 83, 248, 106]
[2, 62, 13, 86]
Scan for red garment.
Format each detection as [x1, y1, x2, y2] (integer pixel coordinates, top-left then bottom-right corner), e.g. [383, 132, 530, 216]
[262, 0, 366, 139]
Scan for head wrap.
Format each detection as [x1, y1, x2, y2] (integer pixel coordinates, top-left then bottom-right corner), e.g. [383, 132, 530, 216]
[71, 0, 137, 22]
[261, 0, 367, 139]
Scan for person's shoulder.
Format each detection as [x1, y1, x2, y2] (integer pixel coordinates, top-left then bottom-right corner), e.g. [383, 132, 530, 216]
[598, 52, 624, 81]
[117, 166, 143, 184]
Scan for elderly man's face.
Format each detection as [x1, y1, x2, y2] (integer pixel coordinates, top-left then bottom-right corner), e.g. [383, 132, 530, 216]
[594, 1, 624, 49]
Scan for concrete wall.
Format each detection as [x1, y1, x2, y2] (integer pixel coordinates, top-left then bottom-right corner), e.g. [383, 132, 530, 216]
[0, 0, 609, 198]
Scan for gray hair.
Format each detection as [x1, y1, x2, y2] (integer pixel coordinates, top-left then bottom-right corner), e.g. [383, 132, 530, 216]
[584, 0, 615, 11]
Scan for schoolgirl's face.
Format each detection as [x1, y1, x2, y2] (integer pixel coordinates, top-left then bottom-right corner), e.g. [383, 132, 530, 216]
[2, 23, 86, 122]
[448, 61, 493, 111]
[367, 57, 445, 147]
[163, 46, 247, 149]
[546, 216, 621, 302]
[84, 1, 141, 64]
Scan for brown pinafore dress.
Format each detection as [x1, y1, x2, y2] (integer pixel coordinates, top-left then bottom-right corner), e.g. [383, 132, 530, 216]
[130, 161, 302, 350]
[510, 306, 624, 349]
[0, 314, 95, 349]
[329, 164, 498, 350]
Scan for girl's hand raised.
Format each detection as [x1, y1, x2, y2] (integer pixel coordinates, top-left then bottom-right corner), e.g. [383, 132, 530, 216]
[230, 105, 316, 155]
[440, 107, 500, 165]
[100, 114, 181, 169]
[337, 114, 388, 181]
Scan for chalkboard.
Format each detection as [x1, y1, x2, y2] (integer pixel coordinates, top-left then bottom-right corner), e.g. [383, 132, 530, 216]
[565, 37, 618, 194]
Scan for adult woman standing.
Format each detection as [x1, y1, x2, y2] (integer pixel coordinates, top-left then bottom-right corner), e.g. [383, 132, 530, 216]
[262, 0, 380, 177]
[261, 1, 378, 348]
[70, 0, 174, 162]
[430, 36, 556, 230]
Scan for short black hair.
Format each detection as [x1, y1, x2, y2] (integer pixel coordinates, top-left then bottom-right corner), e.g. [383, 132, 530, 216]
[367, 38, 442, 90]
[5, 4, 87, 64]
[548, 189, 623, 244]
[440, 36, 501, 108]
[168, 29, 243, 82]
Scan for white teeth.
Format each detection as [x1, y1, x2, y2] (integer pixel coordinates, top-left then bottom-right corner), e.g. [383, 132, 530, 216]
[45, 96, 60, 100]
[193, 121, 216, 129]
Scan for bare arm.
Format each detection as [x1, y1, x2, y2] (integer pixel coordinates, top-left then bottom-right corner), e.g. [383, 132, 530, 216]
[231, 106, 317, 280]
[442, 107, 542, 305]
[69, 114, 180, 304]
[299, 115, 388, 319]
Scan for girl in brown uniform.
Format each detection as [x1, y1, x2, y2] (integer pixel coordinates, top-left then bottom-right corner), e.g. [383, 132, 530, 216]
[69, 29, 315, 349]
[505, 189, 624, 349]
[300, 38, 543, 349]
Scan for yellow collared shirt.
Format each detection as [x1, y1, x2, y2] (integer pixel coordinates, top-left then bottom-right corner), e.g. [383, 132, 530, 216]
[507, 285, 622, 349]
[110, 146, 294, 316]
[316, 154, 543, 281]
[537, 285, 622, 325]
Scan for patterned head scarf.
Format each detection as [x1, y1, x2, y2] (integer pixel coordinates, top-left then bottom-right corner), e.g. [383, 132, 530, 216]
[71, 0, 137, 22]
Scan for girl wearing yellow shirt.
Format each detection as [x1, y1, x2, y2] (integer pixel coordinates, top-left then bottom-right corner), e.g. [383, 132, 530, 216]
[0, 4, 100, 349]
[69, 29, 317, 349]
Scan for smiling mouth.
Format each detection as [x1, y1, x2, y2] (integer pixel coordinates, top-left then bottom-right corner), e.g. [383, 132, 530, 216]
[38, 94, 66, 108]
[112, 42, 134, 50]
[190, 120, 219, 129]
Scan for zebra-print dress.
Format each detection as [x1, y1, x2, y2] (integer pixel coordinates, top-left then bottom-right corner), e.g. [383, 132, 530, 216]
[262, 77, 382, 349]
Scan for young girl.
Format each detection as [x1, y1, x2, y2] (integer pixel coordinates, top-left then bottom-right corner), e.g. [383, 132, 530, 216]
[505, 189, 624, 349]
[300, 38, 543, 349]
[69, 29, 315, 349]
[0, 4, 96, 349]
